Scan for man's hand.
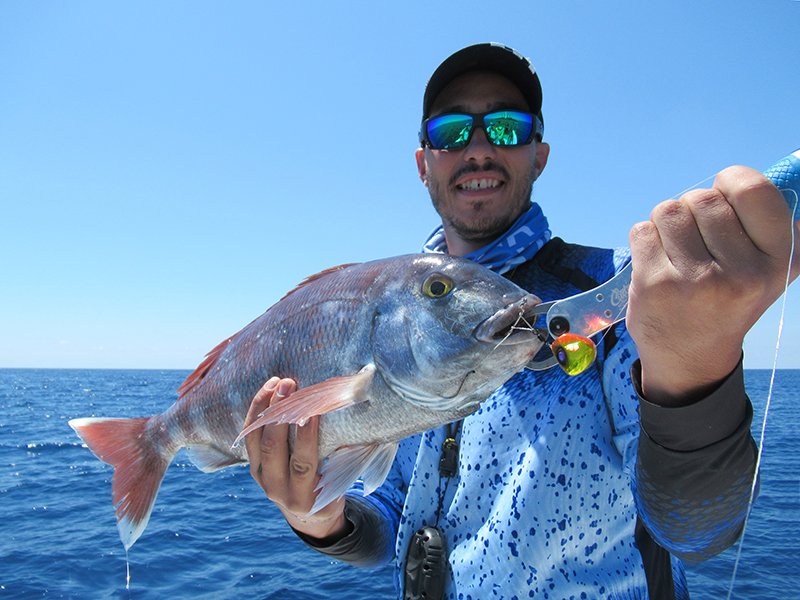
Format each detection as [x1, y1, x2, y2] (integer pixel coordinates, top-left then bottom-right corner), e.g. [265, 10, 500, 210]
[627, 166, 800, 406]
[244, 377, 350, 540]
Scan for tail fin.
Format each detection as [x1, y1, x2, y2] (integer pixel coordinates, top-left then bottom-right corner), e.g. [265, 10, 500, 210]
[69, 417, 175, 549]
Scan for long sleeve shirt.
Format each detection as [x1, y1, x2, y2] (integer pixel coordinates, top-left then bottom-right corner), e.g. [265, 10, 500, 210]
[296, 240, 757, 600]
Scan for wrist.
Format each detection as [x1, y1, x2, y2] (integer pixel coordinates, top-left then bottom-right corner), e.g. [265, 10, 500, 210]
[637, 347, 741, 408]
[283, 506, 352, 543]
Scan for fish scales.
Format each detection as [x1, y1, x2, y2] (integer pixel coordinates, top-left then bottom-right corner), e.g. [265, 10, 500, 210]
[69, 254, 545, 549]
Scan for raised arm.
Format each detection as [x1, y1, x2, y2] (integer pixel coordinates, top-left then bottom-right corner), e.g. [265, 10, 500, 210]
[627, 165, 799, 406]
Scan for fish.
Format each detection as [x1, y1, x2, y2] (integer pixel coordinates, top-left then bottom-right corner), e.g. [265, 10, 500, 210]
[69, 253, 546, 549]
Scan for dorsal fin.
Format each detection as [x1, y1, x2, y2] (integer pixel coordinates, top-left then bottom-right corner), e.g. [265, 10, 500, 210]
[278, 263, 358, 302]
[177, 336, 233, 398]
[177, 262, 360, 399]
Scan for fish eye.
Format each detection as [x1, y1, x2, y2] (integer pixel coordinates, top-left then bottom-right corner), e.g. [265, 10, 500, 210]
[422, 273, 454, 298]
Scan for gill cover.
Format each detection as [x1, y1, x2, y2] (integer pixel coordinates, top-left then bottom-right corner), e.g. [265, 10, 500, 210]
[370, 263, 501, 412]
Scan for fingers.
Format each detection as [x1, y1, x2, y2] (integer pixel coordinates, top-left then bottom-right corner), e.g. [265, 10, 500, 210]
[245, 377, 289, 489]
[632, 166, 798, 282]
[713, 166, 799, 270]
[289, 410, 321, 487]
[640, 189, 745, 272]
[627, 165, 799, 404]
[243, 377, 322, 513]
[243, 377, 280, 430]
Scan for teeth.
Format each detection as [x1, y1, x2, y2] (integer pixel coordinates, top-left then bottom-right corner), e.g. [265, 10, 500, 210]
[459, 178, 501, 191]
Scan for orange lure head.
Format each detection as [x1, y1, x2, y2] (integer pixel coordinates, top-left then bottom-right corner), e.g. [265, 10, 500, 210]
[551, 333, 597, 376]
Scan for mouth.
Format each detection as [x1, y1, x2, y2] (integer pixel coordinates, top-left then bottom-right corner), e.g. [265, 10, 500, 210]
[475, 294, 547, 345]
[451, 164, 509, 193]
[456, 177, 504, 192]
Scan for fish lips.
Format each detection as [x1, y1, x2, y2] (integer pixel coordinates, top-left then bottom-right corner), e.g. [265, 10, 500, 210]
[475, 293, 546, 346]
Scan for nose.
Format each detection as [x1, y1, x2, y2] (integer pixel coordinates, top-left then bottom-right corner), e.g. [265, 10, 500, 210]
[463, 124, 498, 162]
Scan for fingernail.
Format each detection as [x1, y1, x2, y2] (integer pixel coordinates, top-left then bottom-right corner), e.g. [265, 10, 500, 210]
[264, 377, 280, 392]
[276, 380, 292, 398]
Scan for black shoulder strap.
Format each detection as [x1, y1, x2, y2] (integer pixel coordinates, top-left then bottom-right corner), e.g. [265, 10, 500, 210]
[534, 237, 600, 293]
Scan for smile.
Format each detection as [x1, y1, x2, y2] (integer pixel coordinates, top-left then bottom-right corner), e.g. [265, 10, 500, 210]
[456, 178, 503, 191]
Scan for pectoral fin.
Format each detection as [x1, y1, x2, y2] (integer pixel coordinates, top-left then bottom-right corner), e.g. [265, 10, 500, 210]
[310, 441, 400, 515]
[232, 364, 376, 448]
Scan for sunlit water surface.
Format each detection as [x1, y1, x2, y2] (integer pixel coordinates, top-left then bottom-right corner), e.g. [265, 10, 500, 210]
[0, 369, 797, 599]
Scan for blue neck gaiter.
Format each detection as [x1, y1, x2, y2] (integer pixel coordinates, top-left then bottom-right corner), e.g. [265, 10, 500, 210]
[421, 203, 551, 275]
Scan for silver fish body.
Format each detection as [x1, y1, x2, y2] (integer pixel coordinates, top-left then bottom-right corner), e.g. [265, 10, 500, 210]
[70, 253, 544, 549]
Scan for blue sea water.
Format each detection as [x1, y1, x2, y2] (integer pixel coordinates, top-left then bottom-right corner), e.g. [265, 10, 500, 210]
[0, 368, 797, 599]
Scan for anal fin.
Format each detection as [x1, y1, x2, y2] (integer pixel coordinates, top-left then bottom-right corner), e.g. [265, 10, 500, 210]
[310, 441, 400, 515]
[186, 445, 247, 472]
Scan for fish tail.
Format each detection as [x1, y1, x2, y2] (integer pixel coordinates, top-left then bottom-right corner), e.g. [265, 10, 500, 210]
[69, 416, 176, 549]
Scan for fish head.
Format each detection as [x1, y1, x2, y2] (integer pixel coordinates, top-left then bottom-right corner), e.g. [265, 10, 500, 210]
[370, 254, 545, 414]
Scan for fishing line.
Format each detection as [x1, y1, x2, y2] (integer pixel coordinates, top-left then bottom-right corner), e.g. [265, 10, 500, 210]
[593, 301, 629, 348]
[725, 188, 798, 599]
[486, 298, 543, 356]
[510, 164, 796, 594]
[453, 301, 541, 398]
[668, 173, 717, 201]
[469, 303, 541, 374]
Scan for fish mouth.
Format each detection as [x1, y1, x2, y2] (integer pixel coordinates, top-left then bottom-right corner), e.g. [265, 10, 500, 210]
[475, 293, 547, 345]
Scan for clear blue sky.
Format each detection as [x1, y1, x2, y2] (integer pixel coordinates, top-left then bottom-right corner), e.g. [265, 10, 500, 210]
[2, 1, 799, 370]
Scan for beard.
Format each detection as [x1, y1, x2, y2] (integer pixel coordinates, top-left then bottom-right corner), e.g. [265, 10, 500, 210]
[429, 160, 537, 246]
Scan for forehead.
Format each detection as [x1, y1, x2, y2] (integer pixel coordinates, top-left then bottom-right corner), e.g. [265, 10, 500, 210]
[429, 71, 530, 117]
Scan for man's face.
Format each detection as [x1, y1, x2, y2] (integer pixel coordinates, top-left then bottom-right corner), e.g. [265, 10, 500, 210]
[416, 71, 550, 255]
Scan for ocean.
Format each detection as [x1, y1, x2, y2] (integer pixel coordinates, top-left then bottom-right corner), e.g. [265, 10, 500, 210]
[0, 368, 797, 599]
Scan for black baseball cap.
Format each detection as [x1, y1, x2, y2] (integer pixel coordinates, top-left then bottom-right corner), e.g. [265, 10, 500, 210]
[422, 43, 544, 137]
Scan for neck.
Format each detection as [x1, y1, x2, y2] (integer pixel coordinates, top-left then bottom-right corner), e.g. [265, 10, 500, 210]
[443, 229, 497, 257]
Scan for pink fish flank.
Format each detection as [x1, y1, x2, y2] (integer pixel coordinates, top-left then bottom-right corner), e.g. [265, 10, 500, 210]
[69, 254, 545, 549]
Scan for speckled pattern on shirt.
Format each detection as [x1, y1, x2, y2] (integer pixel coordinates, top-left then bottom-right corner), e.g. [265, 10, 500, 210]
[313, 240, 754, 599]
[374, 242, 673, 599]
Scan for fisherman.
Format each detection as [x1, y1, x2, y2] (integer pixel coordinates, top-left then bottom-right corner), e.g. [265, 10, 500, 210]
[244, 43, 799, 599]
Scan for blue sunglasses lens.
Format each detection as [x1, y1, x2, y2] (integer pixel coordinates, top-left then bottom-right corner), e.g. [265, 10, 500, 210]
[485, 111, 533, 146]
[425, 111, 535, 149]
[426, 114, 474, 150]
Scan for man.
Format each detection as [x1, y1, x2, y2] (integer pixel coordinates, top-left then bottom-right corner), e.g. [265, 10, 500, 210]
[244, 44, 798, 599]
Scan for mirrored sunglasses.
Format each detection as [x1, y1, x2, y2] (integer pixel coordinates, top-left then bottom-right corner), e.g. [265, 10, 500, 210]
[420, 111, 542, 150]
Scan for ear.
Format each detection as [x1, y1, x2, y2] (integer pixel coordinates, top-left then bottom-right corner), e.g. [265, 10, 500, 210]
[533, 142, 550, 181]
[415, 147, 429, 187]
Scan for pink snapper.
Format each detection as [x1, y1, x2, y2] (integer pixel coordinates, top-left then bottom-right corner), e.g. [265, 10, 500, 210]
[70, 254, 544, 549]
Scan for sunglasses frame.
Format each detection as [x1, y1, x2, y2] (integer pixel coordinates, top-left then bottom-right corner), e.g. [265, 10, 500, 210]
[420, 110, 543, 150]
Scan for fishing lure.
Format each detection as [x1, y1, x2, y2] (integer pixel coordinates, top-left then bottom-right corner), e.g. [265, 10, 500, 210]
[529, 149, 800, 379]
[550, 333, 597, 376]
